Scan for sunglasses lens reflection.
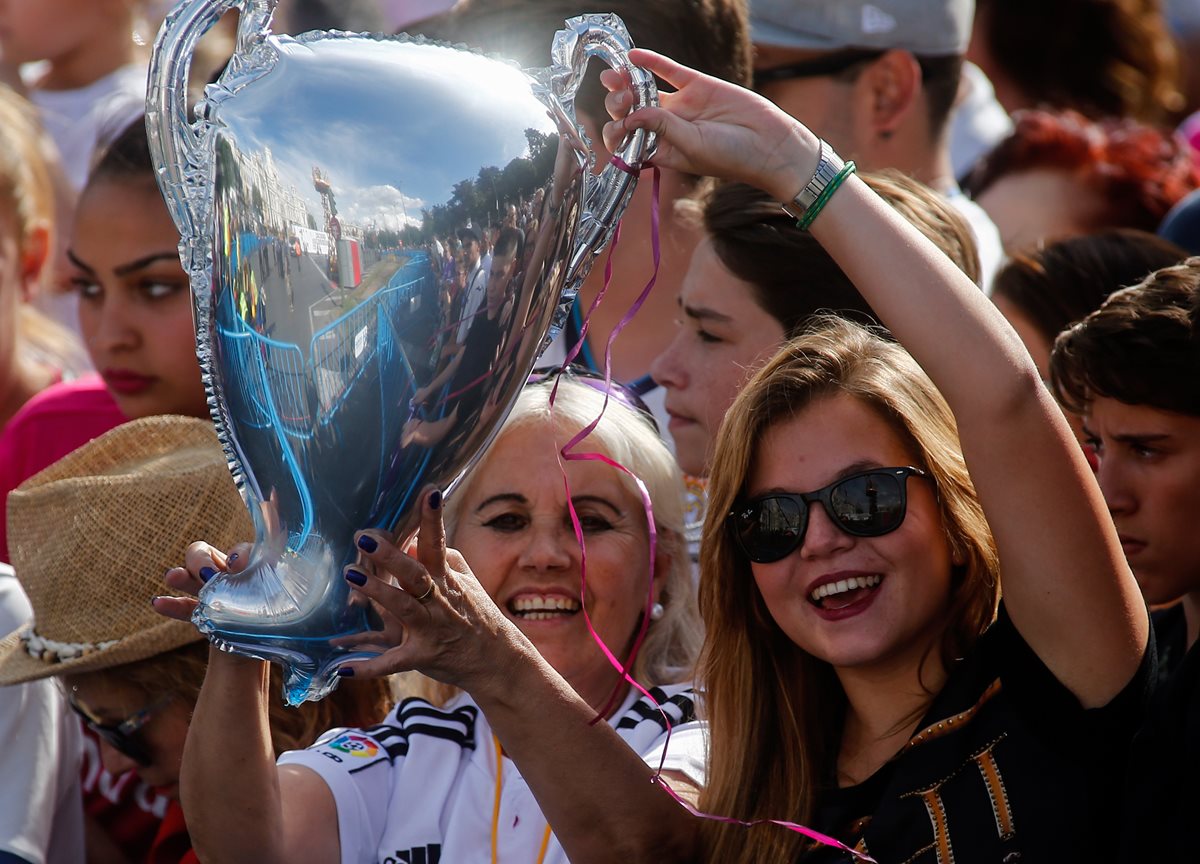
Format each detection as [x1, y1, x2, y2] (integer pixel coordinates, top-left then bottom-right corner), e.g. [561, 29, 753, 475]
[736, 496, 804, 563]
[734, 470, 912, 563]
[829, 473, 905, 534]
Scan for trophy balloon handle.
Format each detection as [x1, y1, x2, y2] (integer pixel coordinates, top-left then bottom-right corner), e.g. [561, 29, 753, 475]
[147, 0, 275, 244]
[549, 14, 659, 286]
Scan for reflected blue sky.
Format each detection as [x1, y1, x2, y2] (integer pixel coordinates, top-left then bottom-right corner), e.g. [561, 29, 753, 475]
[219, 36, 559, 231]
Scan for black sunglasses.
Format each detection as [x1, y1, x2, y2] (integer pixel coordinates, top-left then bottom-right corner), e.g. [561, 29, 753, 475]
[752, 49, 887, 91]
[68, 695, 171, 766]
[527, 364, 659, 433]
[729, 467, 929, 563]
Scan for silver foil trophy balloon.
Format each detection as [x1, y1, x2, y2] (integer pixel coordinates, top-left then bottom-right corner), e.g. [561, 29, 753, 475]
[146, 0, 657, 703]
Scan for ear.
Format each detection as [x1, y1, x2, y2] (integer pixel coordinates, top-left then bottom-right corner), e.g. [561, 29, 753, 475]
[858, 50, 922, 138]
[18, 220, 50, 304]
[651, 545, 672, 607]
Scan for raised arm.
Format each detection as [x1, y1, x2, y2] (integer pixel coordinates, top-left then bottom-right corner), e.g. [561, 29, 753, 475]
[602, 51, 1146, 706]
[339, 490, 699, 864]
[154, 550, 339, 864]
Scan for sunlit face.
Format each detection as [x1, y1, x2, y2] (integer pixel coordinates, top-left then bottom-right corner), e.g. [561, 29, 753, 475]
[752, 44, 863, 160]
[747, 393, 953, 675]
[1085, 397, 1200, 604]
[975, 168, 1106, 257]
[0, 0, 114, 67]
[487, 252, 516, 307]
[69, 178, 207, 419]
[650, 239, 785, 477]
[450, 422, 660, 709]
[66, 674, 191, 797]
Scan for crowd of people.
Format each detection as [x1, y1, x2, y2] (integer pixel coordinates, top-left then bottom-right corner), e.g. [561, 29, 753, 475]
[2, 0, 1200, 862]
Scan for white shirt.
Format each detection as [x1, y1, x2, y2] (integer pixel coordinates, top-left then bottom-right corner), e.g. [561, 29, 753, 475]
[279, 684, 706, 864]
[456, 259, 488, 343]
[25, 63, 148, 194]
[945, 187, 1005, 296]
[0, 565, 85, 864]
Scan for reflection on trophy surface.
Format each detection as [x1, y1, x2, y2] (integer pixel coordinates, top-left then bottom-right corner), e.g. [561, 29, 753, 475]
[148, 0, 656, 702]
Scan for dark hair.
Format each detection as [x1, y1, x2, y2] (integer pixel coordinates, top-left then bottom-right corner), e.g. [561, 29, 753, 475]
[411, 0, 751, 129]
[493, 225, 523, 260]
[456, 226, 480, 246]
[965, 109, 1200, 233]
[88, 118, 154, 187]
[993, 229, 1188, 344]
[915, 54, 965, 137]
[696, 172, 979, 335]
[974, 0, 1184, 125]
[1050, 258, 1200, 416]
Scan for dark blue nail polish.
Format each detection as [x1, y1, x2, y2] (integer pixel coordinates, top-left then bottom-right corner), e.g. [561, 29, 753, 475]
[199, 566, 217, 583]
[345, 568, 368, 586]
[337, 666, 355, 677]
[428, 489, 442, 510]
[227, 552, 239, 564]
[357, 534, 378, 553]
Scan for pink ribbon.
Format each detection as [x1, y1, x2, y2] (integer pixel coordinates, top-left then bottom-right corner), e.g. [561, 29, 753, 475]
[549, 157, 870, 861]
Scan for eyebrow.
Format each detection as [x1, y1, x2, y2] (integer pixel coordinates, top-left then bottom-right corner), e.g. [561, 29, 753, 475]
[755, 459, 887, 495]
[1080, 423, 1173, 445]
[65, 250, 180, 277]
[475, 493, 526, 512]
[679, 296, 732, 324]
[569, 494, 622, 517]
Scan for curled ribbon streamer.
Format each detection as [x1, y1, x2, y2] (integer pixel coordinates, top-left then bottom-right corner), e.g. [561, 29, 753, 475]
[651, 777, 877, 863]
[547, 156, 870, 861]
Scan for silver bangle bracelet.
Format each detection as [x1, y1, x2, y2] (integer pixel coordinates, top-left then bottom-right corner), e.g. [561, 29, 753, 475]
[781, 139, 847, 222]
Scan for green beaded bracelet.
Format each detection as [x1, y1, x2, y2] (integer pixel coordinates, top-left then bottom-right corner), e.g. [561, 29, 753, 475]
[797, 160, 857, 231]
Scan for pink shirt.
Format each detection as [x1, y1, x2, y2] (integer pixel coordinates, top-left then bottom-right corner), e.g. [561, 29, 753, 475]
[0, 376, 126, 563]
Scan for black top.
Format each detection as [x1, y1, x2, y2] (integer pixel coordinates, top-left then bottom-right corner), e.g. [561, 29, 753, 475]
[802, 605, 1152, 863]
[1119, 616, 1199, 862]
[448, 308, 503, 401]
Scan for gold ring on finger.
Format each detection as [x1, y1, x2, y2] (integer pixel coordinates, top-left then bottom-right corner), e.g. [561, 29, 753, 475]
[412, 580, 436, 604]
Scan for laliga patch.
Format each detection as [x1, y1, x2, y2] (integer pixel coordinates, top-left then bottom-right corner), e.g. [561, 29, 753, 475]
[327, 733, 380, 758]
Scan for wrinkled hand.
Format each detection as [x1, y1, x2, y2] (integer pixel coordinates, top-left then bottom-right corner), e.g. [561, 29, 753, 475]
[600, 49, 819, 203]
[152, 541, 254, 622]
[332, 487, 527, 693]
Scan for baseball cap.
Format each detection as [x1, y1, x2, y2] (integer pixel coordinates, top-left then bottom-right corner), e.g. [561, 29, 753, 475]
[751, 0, 974, 56]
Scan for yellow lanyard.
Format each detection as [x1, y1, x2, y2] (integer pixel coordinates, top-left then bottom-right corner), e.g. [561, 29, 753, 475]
[491, 735, 553, 864]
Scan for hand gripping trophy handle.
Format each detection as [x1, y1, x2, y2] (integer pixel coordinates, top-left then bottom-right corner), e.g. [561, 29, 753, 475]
[546, 14, 659, 289]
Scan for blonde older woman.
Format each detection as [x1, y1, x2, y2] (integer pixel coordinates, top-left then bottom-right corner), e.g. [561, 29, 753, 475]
[157, 374, 705, 864]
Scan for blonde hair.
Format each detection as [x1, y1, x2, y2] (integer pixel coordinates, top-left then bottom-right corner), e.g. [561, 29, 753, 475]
[0, 85, 83, 375]
[416, 378, 701, 705]
[697, 319, 999, 862]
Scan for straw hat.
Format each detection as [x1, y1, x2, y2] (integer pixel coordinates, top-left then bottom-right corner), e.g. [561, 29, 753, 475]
[0, 416, 254, 685]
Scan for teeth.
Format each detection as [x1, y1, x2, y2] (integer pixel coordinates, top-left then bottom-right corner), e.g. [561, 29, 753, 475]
[809, 574, 882, 603]
[511, 595, 581, 615]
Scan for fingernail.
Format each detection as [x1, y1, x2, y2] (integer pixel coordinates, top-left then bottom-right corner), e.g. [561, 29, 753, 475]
[227, 552, 239, 563]
[337, 666, 355, 678]
[428, 489, 442, 510]
[150, 596, 163, 607]
[345, 568, 368, 586]
[199, 566, 217, 583]
[357, 534, 378, 553]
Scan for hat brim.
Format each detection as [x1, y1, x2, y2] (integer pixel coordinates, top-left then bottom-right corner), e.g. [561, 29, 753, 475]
[0, 618, 203, 686]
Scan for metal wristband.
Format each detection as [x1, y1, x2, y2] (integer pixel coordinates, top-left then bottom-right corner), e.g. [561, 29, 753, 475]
[781, 139, 847, 222]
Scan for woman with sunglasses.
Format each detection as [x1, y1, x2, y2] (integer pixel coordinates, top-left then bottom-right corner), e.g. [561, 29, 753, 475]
[594, 51, 1149, 862]
[0, 416, 391, 864]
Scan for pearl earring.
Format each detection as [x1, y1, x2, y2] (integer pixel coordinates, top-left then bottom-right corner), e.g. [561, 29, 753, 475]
[650, 602, 665, 621]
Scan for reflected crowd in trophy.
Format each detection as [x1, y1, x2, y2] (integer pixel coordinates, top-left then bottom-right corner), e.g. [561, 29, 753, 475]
[2, 0, 1200, 862]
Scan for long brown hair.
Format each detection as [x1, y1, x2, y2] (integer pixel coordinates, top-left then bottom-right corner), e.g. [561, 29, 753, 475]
[697, 318, 999, 862]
